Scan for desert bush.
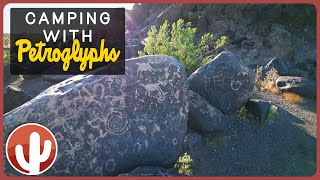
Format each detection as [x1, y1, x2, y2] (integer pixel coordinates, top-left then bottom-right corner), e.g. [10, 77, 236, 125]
[282, 92, 304, 104]
[173, 152, 193, 176]
[139, 19, 227, 74]
[254, 66, 263, 91]
[255, 67, 280, 94]
[214, 36, 228, 49]
[238, 106, 249, 119]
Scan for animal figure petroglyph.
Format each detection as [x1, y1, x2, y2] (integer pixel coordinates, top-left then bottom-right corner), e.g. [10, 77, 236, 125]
[136, 63, 155, 77]
[105, 95, 126, 106]
[141, 81, 167, 101]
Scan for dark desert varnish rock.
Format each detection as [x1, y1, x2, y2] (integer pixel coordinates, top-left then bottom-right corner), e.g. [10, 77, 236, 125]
[188, 90, 227, 133]
[276, 76, 316, 98]
[189, 51, 255, 114]
[4, 55, 189, 176]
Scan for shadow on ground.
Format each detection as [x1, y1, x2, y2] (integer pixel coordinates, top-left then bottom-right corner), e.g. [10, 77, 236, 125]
[188, 104, 316, 176]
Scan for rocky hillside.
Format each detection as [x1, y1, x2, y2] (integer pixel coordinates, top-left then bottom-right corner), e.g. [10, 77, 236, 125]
[125, 4, 316, 79]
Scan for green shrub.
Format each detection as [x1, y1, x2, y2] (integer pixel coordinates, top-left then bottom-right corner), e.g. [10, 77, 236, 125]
[3, 34, 10, 64]
[139, 19, 227, 74]
[238, 106, 250, 119]
[237, 106, 258, 122]
[173, 152, 193, 176]
[4, 49, 10, 64]
[214, 36, 228, 49]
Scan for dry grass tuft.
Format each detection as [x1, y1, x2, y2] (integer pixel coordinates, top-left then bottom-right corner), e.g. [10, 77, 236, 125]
[255, 67, 281, 94]
[282, 92, 304, 104]
[262, 84, 281, 94]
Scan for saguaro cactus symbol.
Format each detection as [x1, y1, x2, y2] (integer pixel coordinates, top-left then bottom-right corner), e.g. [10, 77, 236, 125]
[15, 132, 52, 175]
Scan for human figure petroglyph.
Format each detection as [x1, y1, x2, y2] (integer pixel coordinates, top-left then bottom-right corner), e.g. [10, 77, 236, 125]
[87, 137, 101, 152]
[151, 124, 161, 136]
[133, 141, 142, 152]
[74, 127, 85, 141]
[65, 141, 82, 159]
[88, 158, 97, 169]
[134, 139, 149, 152]
[93, 84, 106, 100]
[93, 167, 103, 175]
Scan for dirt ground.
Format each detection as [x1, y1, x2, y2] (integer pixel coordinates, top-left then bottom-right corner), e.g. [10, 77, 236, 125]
[187, 91, 316, 176]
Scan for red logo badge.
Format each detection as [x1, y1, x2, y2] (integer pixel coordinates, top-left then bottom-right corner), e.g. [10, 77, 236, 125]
[6, 123, 58, 175]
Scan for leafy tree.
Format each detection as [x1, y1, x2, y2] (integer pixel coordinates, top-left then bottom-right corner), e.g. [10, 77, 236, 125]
[139, 19, 227, 74]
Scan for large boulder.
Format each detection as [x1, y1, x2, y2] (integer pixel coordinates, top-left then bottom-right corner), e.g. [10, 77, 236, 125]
[263, 58, 296, 77]
[156, 4, 183, 25]
[118, 166, 182, 176]
[188, 90, 227, 133]
[189, 51, 255, 114]
[276, 76, 316, 98]
[4, 55, 189, 176]
[4, 77, 55, 113]
[4, 85, 32, 113]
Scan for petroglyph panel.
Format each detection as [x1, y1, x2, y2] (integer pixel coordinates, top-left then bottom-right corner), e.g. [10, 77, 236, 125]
[189, 52, 255, 114]
[4, 55, 189, 176]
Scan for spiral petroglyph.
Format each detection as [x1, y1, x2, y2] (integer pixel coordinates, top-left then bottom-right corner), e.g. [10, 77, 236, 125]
[105, 109, 129, 135]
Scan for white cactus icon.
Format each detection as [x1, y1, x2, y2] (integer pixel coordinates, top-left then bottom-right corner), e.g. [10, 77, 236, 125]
[15, 132, 52, 175]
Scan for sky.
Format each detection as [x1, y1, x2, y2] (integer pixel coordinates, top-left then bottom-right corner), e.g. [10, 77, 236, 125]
[3, 3, 135, 33]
